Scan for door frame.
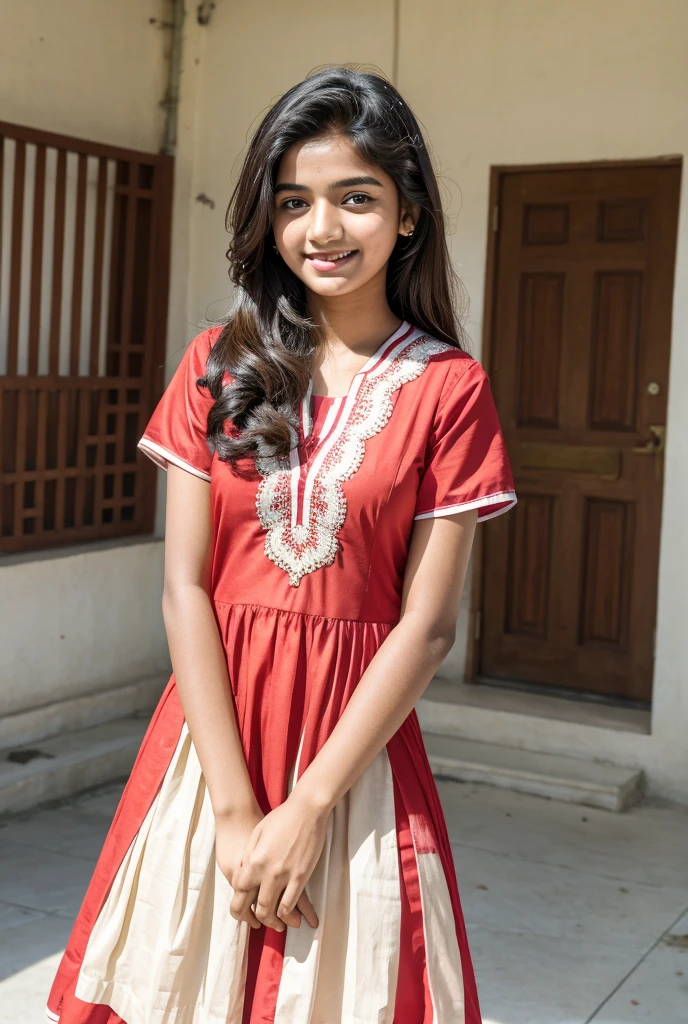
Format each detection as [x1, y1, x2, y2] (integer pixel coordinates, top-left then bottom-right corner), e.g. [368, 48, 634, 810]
[465, 155, 683, 692]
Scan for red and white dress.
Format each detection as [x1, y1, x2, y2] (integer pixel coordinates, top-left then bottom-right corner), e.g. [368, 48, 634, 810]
[46, 320, 516, 1024]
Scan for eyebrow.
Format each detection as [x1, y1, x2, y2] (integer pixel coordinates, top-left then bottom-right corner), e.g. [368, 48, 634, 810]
[274, 175, 384, 195]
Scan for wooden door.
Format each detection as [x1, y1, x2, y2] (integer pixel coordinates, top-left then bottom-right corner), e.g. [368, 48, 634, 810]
[481, 163, 681, 701]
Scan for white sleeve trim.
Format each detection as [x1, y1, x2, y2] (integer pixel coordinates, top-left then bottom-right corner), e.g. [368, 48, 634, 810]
[137, 437, 212, 482]
[414, 490, 517, 521]
[45, 1008, 60, 1022]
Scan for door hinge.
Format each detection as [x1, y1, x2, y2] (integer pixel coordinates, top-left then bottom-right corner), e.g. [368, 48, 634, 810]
[492, 205, 499, 232]
[474, 610, 482, 640]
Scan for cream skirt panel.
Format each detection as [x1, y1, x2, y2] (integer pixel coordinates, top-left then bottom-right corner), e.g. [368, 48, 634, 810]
[75, 722, 401, 1024]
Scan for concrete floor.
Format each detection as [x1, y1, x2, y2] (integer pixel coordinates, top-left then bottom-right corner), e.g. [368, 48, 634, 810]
[0, 778, 686, 1024]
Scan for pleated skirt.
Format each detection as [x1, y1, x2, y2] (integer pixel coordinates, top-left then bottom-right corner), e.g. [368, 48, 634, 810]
[46, 603, 482, 1024]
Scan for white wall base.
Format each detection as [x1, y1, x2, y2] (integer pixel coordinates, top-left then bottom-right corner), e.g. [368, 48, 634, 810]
[0, 673, 169, 752]
[0, 538, 169, 719]
[0, 717, 151, 818]
[418, 679, 686, 805]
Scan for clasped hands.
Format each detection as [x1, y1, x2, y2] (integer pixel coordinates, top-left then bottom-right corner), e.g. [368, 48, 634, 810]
[216, 788, 329, 932]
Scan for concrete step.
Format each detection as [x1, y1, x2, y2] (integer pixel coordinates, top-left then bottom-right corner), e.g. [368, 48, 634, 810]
[0, 714, 150, 818]
[423, 732, 644, 812]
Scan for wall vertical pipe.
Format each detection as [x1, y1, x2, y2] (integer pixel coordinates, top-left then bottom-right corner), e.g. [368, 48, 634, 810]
[162, 0, 186, 156]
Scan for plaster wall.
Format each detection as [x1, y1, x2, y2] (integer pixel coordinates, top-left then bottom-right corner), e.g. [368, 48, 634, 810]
[0, 0, 169, 150]
[0, 539, 169, 717]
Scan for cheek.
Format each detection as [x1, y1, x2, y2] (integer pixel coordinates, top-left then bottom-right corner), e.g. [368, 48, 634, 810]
[274, 216, 303, 252]
[353, 213, 399, 260]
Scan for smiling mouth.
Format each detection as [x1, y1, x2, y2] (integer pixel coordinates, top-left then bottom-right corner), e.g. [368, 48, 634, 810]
[305, 250, 359, 271]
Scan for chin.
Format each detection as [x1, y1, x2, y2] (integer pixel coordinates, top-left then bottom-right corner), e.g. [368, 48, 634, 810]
[305, 276, 361, 294]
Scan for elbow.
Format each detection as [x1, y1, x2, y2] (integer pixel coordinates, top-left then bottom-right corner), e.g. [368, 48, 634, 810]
[415, 618, 457, 665]
[161, 580, 189, 622]
[430, 626, 457, 664]
[161, 585, 175, 624]
[162, 578, 208, 622]
[402, 606, 457, 664]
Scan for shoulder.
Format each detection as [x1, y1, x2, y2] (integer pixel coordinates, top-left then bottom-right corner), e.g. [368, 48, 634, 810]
[186, 325, 223, 361]
[177, 326, 226, 384]
[409, 328, 488, 395]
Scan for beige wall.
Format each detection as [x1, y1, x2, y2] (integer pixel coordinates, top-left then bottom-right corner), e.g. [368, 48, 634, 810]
[0, 0, 169, 150]
[0, 541, 169, 718]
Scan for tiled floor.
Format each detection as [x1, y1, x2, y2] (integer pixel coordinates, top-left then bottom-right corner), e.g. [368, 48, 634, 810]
[0, 778, 686, 1023]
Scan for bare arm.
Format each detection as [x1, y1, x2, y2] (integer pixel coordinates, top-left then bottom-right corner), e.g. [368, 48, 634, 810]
[161, 464, 257, 820]
[230, 507, 478, 930]
[292, 507, 478, 812]
[162, 464, 318, 932]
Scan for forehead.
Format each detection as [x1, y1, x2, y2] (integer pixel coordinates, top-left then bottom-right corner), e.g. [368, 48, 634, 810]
[275, 134, 392, 188]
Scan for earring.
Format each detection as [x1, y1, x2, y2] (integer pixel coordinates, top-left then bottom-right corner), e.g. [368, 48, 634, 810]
[273, 244, 279, 253]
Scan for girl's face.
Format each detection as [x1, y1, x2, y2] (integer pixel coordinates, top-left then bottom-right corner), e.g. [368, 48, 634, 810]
[272, 133, 418, 299]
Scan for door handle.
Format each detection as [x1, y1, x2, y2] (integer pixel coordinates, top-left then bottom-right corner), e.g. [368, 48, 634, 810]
[632, 425, 665, 455]
[633, 425, 665, 481]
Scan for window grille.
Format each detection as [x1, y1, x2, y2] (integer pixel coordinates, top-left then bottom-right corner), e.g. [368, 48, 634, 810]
[0, 121, 173, 553]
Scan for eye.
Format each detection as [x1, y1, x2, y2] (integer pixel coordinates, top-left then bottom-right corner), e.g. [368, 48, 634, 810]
[282, 198, 308, 210]
[344, 193, 374, 205]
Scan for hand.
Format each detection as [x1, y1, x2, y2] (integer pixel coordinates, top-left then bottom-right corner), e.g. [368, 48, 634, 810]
[229, 790, 328, 932]
[214, 803, 265, 929]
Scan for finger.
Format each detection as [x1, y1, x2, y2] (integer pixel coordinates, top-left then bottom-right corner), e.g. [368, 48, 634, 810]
[230, 886, 261, 929]
[253, 879, 286, 932]
[278, 881, 319, 930]
[234, 859, 261, 894]
[229, 887, 260, 929]
[296, 890, 319, 929]
[275, 886, 302, 929]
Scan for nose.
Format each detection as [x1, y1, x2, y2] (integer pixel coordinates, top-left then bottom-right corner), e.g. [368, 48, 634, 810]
[306, 197, 344, 247]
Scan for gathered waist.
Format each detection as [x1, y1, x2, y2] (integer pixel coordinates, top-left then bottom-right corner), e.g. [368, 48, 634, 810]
[212, 598, 398, 628]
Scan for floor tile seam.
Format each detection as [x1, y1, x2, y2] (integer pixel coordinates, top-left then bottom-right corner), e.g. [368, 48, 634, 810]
[584, 902, 688, 1023]
[0, 838, 99, 864]
[449, 839, 688, 892]
[1, 807, 116, 824]
[0, 900, 78, 921]
[463, 920, 670, 954]
[0, 896, 56, 918]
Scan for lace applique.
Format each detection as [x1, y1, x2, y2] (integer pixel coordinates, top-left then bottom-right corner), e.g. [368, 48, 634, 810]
[255, 334, 453, 586]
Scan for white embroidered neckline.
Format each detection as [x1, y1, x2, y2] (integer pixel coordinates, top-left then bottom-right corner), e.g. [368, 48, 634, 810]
[254, 326, 453, 586]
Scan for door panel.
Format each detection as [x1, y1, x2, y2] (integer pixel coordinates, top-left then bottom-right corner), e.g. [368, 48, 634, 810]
[481, 163, 681, 701]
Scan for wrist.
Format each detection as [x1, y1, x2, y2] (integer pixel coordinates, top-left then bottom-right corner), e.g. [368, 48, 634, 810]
[289, 773, 336, 818]
[212, 796, 262, 824]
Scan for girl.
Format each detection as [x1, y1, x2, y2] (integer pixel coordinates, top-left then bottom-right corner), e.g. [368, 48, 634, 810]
[47, 65, 516, 1024]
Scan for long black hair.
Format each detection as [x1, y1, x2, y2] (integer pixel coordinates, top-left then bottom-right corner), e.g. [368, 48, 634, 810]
[200, 64, 468, 466]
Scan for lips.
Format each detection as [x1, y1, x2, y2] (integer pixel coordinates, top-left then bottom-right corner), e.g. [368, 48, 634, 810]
[305, 250, 359, 272]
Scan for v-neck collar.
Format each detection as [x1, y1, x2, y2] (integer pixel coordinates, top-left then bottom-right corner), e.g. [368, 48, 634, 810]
[255, 325, 454, 586]
[301, 320, 413, 439]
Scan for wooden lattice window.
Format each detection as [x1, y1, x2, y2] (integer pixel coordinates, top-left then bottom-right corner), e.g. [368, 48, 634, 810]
[0, 121, 173, 553]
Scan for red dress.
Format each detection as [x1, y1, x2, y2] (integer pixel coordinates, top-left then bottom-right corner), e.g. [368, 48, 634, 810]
[46, 320, 516, 1024]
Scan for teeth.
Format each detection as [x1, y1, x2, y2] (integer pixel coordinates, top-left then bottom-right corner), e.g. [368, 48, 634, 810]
[329, 251, 353, 260]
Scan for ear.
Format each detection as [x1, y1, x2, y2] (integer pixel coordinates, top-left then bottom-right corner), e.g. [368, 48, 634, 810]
[398, 200, 420, 237]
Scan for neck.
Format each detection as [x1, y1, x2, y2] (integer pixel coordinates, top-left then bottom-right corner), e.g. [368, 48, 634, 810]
[306, 273, 402, 360]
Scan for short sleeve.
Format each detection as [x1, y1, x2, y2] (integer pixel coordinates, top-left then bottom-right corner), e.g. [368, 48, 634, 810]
[137, 328, 218, 482]
[413, 359, 517, 522]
